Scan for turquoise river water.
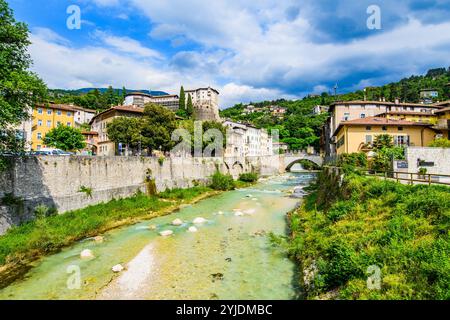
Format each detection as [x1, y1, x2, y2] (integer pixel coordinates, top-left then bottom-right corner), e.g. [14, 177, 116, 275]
[0, 173, 315, 300]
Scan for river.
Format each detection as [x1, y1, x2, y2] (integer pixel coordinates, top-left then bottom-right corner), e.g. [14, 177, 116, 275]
[0, 173, 315, 300]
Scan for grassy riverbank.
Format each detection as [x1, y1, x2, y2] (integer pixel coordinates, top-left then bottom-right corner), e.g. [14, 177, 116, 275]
[0, 186, 216, 287]
[286, 171, 450, 300]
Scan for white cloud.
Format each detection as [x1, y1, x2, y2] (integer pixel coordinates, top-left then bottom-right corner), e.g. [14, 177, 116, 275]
[220, 83, 297, 108]
[91, 0, 120, 7]
[94, 30, 163, 59]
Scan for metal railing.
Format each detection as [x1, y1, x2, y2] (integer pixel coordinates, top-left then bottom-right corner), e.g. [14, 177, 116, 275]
[360, 169, 450, 186]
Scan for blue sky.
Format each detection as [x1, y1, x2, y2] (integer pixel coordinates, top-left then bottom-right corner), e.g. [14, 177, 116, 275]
[8, 0, 450, 108]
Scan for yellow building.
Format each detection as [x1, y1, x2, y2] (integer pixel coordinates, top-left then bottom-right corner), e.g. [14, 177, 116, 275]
[334, 117, 437, 155]
[32, 104, 76, 150]
[434, 106, 450, 139]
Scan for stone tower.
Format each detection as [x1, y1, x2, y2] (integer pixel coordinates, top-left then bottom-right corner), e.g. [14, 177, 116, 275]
[185, 87, 220, 121]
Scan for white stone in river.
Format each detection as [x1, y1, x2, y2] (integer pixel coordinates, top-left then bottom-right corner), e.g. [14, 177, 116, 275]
[112, 264, 124, 273]
[93, 236, 104, 243]
[252, 198, 258, 201]
[188, 226, 198, 233]
[246, 194, 252, 198]
[159, 230, 174, 236]
[172, 218, 183, 226]
[217, 211, 224, 215]
[234, 211, 244, 216]
[193, 217, 207, 224]
[80, 249, 94, 259]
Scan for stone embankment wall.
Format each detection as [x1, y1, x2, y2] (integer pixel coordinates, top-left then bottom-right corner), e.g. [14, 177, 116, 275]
[0, 155, 282, 234]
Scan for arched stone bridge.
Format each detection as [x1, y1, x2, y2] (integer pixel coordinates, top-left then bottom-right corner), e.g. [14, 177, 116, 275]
[283, 153, 324, 171]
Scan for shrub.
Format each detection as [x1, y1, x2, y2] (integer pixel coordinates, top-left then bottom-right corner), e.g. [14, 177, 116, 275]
[429, 138, 450, 148]
[338, 153, 368, 168]
[238, 172, 258, 183]
[210, 171, 235, 190]
[79, 186, 93, 198]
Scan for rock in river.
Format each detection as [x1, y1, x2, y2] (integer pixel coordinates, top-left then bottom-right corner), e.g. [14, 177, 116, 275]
[112, 264, 124, 273]
[159, 230, 174, 237]
[93, 236, 104, 243]
[172, 218, 183, 226]
[193, 217, 207, 224]
[188, 226, 198, 233]
[80, 249, 94, 260]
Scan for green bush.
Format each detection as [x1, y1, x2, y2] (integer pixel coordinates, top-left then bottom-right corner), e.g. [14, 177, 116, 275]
[338, 153, 368, 168]
[210, 171, 235, 190]
[286, 172, 450, 300]
[238, 172, 258, 183]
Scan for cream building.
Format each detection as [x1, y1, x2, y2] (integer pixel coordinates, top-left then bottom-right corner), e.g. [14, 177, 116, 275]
[73, 106, 97, 127]
[223, 120, 273, 157]
[90, 105, 144, 156]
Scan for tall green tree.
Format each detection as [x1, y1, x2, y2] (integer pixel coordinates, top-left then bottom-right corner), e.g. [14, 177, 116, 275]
[179, 86, 186, 111]
[43, 125, 86, 151]
[0, 0, 47, 152]
[186, 93, 194, 118]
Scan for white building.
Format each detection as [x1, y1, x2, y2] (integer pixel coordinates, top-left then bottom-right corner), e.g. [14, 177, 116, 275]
[73, 106, 97, 127]
[223, 120, 273, 157]
[185, 87, 220, 121]
[124, 92, 179, 111]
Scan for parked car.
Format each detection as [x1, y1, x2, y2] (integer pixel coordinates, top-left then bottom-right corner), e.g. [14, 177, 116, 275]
[31, 149, 74, 156]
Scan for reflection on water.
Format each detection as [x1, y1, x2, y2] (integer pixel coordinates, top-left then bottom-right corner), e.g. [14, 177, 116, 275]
[0, 173, 316, 300]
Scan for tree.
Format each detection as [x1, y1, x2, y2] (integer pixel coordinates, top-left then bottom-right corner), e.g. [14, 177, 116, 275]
[179, 86, 186, 112]
[43, 125, 86, 151]
[101, 86, 117, 108]
[186, 93, 194, 118]
[120, 86, 127, 105]
[107, 117, 143, 154]
[0, 0, 47, 153]
[373, 134, 393, 150]
[140, 103, 178, 153]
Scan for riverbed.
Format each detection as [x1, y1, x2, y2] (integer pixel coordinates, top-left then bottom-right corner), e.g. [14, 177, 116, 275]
[0, 173, 315, 300]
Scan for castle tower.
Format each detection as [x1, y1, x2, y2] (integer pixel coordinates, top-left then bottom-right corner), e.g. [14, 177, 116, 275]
[185, 87, 220, 121]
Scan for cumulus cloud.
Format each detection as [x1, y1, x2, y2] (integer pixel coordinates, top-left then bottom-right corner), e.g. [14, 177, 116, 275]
[94, 30, 163, 59]
[26, 0, 450, 109]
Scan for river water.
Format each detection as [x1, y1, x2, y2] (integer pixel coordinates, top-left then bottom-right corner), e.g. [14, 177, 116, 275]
[0, 173, 315, 300]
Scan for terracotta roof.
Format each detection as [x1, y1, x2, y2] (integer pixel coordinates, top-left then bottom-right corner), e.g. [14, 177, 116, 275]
[185, 87, 220, 95]
[89, 105, 144, 124]
[82, 131, 98, 135]
[72, 106, 97, 113]
[35, 103, 76, 112]
[125, 92, 152, 98]
[341, 116, 432, 126]
[435, 106, 450, 113]
[330, 100, 443, 109]
[379, 111, 435, 116]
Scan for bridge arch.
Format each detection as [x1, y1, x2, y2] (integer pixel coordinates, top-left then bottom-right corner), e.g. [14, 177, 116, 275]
[284, 154, 323, 172]
[230, 161, 244, 178]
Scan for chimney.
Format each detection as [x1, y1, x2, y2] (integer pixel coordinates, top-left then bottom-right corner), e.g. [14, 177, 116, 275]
[382, 97, 386, 102]
[395, 98, 400, 105]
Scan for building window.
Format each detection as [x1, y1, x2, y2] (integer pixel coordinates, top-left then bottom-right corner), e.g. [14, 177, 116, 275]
[343, 113, 350, 121]
[398, 126, 403, 131]
[47, 120, 51, 127]
[67, 122, 72, 127]
[37, 145, 41, 150]
[38, 108, 43, 114]
[67, 112, 72, 116]
[382, 126, 387, 131]
[57, 110, 62, 115]
[47, 109, 52, 115]
[365, 135, 372, 144]
[366, 126, 372, 131]
[38, 120, 43, 126]
[37, 132, 42, 140]
[337, 136, 345, 149]
[360, 113, 366, 118]
[395, 135, 409, 146]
